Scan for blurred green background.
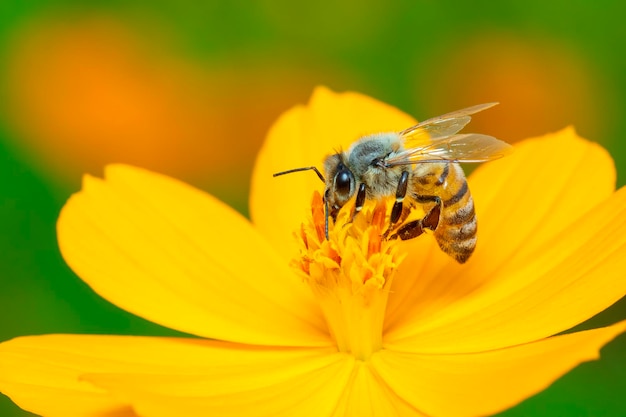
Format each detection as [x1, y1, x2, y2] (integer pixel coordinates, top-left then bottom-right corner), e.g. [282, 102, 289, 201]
[1, 1, 625, 416]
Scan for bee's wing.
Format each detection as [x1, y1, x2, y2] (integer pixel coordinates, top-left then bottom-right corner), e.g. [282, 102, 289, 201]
[385, 133, 514, 165]
[399, 102, 499, 147]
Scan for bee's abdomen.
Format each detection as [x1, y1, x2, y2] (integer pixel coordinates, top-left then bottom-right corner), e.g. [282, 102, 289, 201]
[433, 163, 477, 263]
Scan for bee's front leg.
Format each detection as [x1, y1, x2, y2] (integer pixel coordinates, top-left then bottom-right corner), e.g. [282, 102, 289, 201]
[382, 171, 410, 238]
[354, 183, 367, 217]
[345, 183, 367, 226]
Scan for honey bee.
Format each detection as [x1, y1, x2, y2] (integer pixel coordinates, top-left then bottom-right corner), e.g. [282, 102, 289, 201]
[274, 103, 512, 263]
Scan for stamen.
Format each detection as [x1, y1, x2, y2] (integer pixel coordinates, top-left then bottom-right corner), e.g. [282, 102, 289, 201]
[311, 193, 327, 243]
[293, 191, 406, 360]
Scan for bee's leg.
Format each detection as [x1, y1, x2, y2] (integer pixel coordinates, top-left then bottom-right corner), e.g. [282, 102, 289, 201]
[354, 183, 367, 217]
[414, 195, 441, 231]
[383, 171, 410, 237]
[390, 171, 410, 224]
[345, 183, 367, 227]
[389, 219, 424, 240]
[389, 195, 441, 241]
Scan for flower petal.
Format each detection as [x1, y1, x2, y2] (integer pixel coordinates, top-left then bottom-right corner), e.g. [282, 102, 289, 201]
[373, 321, 626, 417]
[386, 184, 626, 352]
[385, 129, 623, 349]
[0, 334, 348, 417]
[470, 127, 615, 265]
[331, 362, 425, 417]
[58, 164, 329, 346]
[85, 361, 354, 417]
[250, 86, 416, 260]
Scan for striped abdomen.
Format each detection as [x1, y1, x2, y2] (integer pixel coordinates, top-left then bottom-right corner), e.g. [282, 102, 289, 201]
[412, 162, 477, 263]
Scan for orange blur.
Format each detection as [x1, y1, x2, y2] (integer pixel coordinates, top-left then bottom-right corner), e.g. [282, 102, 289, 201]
[3, 15, 327, 186]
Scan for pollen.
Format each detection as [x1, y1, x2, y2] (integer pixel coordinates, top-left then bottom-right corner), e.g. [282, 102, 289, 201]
[294, 191, 405, 360]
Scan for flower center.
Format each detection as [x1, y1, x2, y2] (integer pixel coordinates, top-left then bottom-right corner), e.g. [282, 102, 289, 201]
[293, 191, 405, 360]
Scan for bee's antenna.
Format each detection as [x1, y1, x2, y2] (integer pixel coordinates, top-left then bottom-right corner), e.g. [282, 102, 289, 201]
[273, 166, 329, 240]
[273, 166, 325, 183]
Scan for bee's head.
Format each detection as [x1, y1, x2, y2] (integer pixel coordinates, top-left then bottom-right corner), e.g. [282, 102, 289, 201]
[324, 154, 356, 218]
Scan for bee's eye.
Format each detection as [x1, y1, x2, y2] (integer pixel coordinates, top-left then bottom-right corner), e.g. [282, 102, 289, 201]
[335, 170, 352, 194]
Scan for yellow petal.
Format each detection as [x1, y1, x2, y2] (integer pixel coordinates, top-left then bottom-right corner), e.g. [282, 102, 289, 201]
[86, 361, 354, 417]
[386, 184, 626, 352]
[385, 129, 622, 348]
[58, 164, 329, 346]
[331, 362, 425, 417]
[471, 126, 615, 266]
[373, 321, 626, 417]
[0, 334, 346, 417]
[250, 86, 416, 260]
[84, 346, 353, 417]
[0, 385, 134, 417]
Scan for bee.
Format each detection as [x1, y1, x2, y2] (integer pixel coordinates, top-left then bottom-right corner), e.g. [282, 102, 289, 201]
[274, 103, 512, 263]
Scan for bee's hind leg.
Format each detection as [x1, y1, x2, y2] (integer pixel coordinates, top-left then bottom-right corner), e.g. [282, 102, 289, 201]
[388, 195, 441, 241]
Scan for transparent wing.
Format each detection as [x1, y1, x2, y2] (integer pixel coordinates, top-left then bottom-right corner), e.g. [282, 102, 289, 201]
[385, 133, 514, 165]
[399, 102, 499, 148]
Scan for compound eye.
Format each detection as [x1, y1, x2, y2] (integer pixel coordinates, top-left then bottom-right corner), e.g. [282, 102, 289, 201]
[335, 170, 352, 194]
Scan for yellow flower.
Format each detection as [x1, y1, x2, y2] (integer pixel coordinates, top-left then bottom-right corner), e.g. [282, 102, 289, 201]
[1, 87, 626, 417]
